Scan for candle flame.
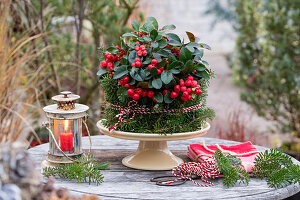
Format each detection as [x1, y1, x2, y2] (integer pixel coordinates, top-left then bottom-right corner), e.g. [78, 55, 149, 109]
[64, 120, 69, 131]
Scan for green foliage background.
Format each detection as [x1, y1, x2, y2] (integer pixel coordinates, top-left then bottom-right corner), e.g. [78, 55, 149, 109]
[232, 0, 300, 138]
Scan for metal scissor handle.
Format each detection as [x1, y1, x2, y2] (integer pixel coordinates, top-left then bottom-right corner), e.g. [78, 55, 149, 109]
[150, 176, 187, 186]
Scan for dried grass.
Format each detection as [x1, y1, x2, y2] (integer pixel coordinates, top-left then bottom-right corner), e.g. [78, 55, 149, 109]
[0, 0, 43, 144]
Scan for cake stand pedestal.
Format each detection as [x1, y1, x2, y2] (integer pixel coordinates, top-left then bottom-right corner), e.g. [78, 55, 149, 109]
[96, 120, 210, 170]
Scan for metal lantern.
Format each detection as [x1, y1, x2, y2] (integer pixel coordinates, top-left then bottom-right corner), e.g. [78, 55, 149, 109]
[42, 91, 90, 167]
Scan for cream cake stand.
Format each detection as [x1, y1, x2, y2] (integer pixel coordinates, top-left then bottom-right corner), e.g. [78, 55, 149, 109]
[96, 120, 210, 170]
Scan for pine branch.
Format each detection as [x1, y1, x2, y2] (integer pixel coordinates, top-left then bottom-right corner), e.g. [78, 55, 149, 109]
[42, 154, 110, 185]
[252, 149, 300, 188]
[214, 151, 250, 187]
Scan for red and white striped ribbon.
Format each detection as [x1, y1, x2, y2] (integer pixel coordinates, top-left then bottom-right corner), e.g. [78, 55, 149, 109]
[108, 100, 203, 131]
[165, 161, 221, 187]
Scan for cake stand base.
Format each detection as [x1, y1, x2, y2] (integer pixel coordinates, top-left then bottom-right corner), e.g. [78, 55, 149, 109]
[122, 140, 183, 170]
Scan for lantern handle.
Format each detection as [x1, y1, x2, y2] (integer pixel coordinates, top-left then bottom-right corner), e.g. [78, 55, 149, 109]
[42, 122, 75, 162]
[83, 115, 92, 154]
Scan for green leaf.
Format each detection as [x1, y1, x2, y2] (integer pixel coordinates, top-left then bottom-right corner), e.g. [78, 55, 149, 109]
[166, 33, 181, 43]
[113, 65, 128, 79]
[199, 43, 211, 50]
[158, 39, 167, 48]
[122, 33, 137, 37]
[182, 60, 194, 73]
[199, 70, 210, 80]
[179, 47, 193, 62]
[120, 57, 128, 65]
[167, 60, 183, 70]
[162, 24, 176, 30]
[154, 92, 163, 103]
[151, 41, 159, 48]
[142, 58, 152, 65]
[150, 67, 158, 77]
[161, 70, 173, 84]
[186, 31, 195, 42]
[155, 49, 169, 57]
[97, 68, 107, 77]
[195, 64, 206, 72]
[152, 78, 162, 89]
[131, 20, 139, 31]
[128, 50, 136, 64]
[150, 29, 158, 40]
[130, 68, 146, 82]
[107, 47, 119, 54]
[147, 17, 158, 29]
[143, 36, 152, 43]
[168, 40, 182, 46]
[168, 54, 177, 63]
[193, 49, 204, 58]
[140, 22, 155, 33]
[170, 68, 180, 74]
[164, 91, 174, 103]
[152, 53, 162, 62]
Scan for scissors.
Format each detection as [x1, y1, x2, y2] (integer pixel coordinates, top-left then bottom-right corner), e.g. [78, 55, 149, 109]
[150, 174, 199, 186]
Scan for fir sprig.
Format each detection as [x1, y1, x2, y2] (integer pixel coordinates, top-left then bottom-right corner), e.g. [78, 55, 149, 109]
[42, 154, 110, 185]
[252, 149, 300, 188]
[214, 151, 250, 187]
[214, 149, 300, 188]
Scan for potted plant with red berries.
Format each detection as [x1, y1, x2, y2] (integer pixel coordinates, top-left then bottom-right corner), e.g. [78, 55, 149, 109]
[96, 17, 215, 170]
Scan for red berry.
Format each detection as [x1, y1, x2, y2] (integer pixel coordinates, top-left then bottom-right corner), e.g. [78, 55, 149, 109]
[112, 55, 118, 62]
[148, 64, 154, 70]
[108, 62, 113, 69]
[197, 85, 201, 89]
[187, 88, 193, 94]
[185, 80, 192, 86]
[117, 57, 121, 61]
[135, 58, 141, 62]
[166, 60, 169, 64]
[183, 91, 189, 97]
[125, 84, 130, 87]
[131, 63, 136, 67]
[137, 50, 142, 57]
[170, 92, 178, 99]
[188, 76, 193, 81]
[147, 90, 154, 98]
[134, 46, 140, 51]
[101, 60, 107, 68]
[157, 69, 162, 75]
[182, 96, 188, 101]
[123, 77, 129, 83]
[136, 88, 143, 94]
[191, 80, 198, 88]
[120, 80, 125, 86]
[174, 85, 181, 93]
[151, 59, 158, 65]
[188, 95, 192, 100]
[135, 42, 140, 46]
[135, 61, 141, 68]
[141, 90, 148, 97]
[107, 54, 112, 61]
[127, 89, 134, 97]
[159, 67, 164, 71]
[104, 53, 110, 59]
[180, 86, 187, 92]
[142, 50, 147, 56]
[163, 89, 168, 95]
[166, 44, 170, 48]
[197, 89, 202, 95]
[133, 93, 140, 100]
[140, 45, 146, 51]
[180, 79, 185, 86]
[152, 97, 157, 103]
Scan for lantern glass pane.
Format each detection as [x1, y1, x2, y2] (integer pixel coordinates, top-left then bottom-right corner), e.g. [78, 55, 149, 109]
[49, 118, 82, 156]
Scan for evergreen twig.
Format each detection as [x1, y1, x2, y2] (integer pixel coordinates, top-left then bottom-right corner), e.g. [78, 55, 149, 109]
[42, 154, 110, 185]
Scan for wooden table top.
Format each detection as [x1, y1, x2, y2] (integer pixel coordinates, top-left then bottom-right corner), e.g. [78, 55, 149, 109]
[27, 136, 300, 200]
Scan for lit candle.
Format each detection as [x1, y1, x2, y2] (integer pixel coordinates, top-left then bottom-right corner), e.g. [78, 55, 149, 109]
[60, 120, 74, 151]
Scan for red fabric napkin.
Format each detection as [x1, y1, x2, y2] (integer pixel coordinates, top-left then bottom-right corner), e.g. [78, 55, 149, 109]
[187, 141, 259, 172]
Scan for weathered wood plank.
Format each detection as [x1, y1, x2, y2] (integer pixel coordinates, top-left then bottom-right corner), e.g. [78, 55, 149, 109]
[27, 136, 300, 200]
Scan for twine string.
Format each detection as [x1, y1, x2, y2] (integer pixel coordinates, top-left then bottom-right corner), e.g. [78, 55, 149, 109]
[108, 100, 203, 132]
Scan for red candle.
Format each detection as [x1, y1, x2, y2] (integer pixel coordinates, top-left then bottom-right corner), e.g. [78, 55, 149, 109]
[60, 131, 74, 151]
